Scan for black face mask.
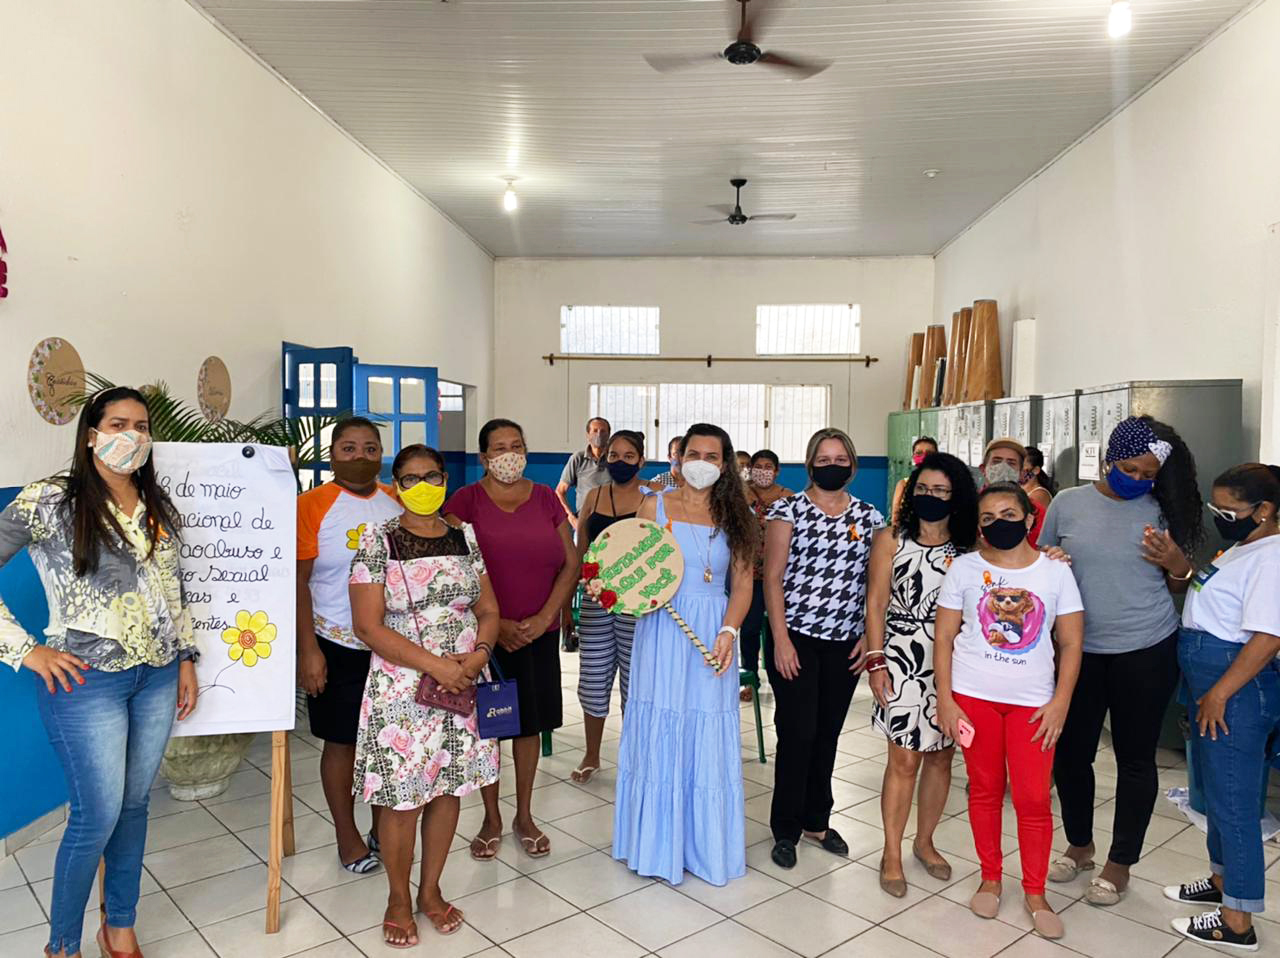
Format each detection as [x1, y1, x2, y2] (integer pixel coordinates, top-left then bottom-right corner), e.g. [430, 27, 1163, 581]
[606, 460, 641, 484]
[811, 463, 853, 491]
[912, 494, 952, 522]
[1213, 511, 1258, 543]
[982, 518, 1029, 551]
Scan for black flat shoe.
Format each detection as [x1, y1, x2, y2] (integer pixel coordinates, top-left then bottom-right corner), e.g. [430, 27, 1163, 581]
[804, 828, 849, 857]
[771, 840, 797, 869]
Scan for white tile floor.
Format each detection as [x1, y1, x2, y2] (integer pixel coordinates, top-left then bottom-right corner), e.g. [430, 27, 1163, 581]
[3, 654, 1279, 958]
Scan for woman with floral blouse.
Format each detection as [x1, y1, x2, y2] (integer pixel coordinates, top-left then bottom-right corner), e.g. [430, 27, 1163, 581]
[0, 387, 199, 958]
[349, 444, 500, 946]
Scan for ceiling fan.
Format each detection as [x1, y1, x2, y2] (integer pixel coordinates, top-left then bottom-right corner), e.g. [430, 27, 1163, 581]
[694, 179, 796, 226]
[644, 0, 830, 80]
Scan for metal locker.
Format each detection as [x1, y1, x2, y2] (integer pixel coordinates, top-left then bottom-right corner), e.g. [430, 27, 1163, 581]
[992, 396, 1042, 447]
[886, 410, 922, 507]
[1038, 391, 1079, 490]
[919, 408, 941, 447]
[936, 406, 958, 455]
[954, 400, 993, 468]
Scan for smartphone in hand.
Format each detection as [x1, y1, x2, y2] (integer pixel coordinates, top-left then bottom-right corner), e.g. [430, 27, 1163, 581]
[957, 718, 976, 749]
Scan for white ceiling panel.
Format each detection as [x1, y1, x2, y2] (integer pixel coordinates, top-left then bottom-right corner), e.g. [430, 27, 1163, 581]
[189, 0, 1255, 256]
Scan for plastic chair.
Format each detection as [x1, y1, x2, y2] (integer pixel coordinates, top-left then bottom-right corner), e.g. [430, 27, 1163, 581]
[741, 669, 766, 763]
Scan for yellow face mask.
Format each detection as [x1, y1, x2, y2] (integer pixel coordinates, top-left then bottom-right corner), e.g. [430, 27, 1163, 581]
[398, 481, 447, 516]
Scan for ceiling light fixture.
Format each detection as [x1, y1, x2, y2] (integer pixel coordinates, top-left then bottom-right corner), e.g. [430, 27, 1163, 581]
[1108, 0, 1132, 39]
[923, 169, 941, 178]
[502, 177, 518, 213]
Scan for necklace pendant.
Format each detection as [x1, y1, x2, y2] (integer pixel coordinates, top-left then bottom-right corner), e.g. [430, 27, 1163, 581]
[703, 567, 713, 583]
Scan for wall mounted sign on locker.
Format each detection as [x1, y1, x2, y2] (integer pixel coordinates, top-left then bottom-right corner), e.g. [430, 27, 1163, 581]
[1038, 391, 1080, 489]
[1075, 381, 1242, 505]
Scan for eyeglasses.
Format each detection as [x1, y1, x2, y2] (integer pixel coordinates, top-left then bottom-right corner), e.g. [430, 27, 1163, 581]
[398, 471, 445, 489]
[916, 484, 952, 499]
[1207, 502, 1258, 523]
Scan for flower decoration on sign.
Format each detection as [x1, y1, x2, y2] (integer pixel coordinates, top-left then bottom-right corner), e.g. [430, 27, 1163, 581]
[598, 590, 619, 610]
[347, 523, 367, 550]
[580, 561, 600, 583]
[221, 609, 276, 666]
[584, 577, 605, 600]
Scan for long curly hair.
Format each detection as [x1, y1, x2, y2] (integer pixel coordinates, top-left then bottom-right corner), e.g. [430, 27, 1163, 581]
[681, 423, 759, 565]
[895, 452, 980, 551]
[1142, 417, 1205, 556]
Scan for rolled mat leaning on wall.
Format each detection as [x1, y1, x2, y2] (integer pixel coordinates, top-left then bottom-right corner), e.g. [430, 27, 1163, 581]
[0, 455, 888, 839]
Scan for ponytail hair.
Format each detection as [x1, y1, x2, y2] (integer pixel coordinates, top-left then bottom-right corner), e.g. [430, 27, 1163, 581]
[1145, 417, 1204, 556]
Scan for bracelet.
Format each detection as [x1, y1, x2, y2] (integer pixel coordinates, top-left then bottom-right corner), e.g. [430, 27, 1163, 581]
[475, 644, 494, 658]
[866, 662, 888, 673]
[863, 649, 886, 659]
[717, 626, 740, 640]
[1167, 565, 1194, 581]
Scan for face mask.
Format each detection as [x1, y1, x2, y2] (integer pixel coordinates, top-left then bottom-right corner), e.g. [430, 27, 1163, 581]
[486, 452, 527, 484]
[669, 456, 681, 472]
[682, 459, 722, 491]
[399, 481, 447, 516]
[1106, 465, 1155, 500]
[983, 462, 1021, 486]
[606, 460, 641, 484]
[91, 429, 152, 475]
[588, 431, 609, 450]
[912, 453, 926, 467]
[811, 463, 853, 492]
[912, 494, 952, 522]
[1213, 508, 1259, 543]
[982, 518, 1029, 550]
[750, 467, 775, 489]
[331, 458, 382, 486]
[740, 468, 751, 482]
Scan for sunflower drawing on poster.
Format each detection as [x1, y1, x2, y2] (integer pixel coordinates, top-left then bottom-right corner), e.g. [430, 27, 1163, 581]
[152, 443, 298, 737]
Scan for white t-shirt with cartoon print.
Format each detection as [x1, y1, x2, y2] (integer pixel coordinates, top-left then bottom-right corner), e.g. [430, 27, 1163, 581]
[938, 552, 1084, 708]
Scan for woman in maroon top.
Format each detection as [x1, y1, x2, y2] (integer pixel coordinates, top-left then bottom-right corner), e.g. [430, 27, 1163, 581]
[445, 418, 578, 861]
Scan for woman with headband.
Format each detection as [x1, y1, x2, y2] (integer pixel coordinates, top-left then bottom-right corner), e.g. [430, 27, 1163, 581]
[1038, 416, 1204, 905]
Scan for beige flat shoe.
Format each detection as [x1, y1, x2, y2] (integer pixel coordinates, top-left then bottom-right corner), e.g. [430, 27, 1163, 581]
[1048, 855, 1093, 883]
[879, 859, 908, 899]
[970, 890, 1001, 919]
[912, 847, 952, 882]
[1025, 901, 1065, 939]
[1085, 876, 1122, 906]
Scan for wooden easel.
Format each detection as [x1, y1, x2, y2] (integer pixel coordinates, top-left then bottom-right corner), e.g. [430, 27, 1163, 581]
[95, 729, 296, 935]
[265, 728, 296, 933]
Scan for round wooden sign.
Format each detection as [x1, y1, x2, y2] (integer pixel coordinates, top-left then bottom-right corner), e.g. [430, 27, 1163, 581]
[581, 517, 684, 616]
[197, 356, 232, 422]
[27, 337, 85, 425]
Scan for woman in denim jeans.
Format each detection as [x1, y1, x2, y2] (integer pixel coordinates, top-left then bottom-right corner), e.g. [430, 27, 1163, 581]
[0, 387, 199, 958]
[1166, 463, 1280, 953]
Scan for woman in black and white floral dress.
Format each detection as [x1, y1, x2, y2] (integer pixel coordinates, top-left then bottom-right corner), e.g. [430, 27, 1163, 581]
[865, 453, 978, 896]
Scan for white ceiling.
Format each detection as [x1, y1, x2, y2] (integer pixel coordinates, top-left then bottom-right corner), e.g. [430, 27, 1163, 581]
[191, 0, 1253, 257]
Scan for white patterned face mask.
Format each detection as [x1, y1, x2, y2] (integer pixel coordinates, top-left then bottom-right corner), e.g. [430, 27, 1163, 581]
[91, 429, 152, 475]
[682, 459, 722, 490]
[486, 451, 527, 484]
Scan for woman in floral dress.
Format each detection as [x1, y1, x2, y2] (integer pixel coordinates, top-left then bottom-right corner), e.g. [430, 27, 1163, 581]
[349, 445, 500, 946]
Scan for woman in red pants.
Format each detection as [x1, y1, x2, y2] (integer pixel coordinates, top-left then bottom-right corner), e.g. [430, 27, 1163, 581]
[934, 482, 1085, 940]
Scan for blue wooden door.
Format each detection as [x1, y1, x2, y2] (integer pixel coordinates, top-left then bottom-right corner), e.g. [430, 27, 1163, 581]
[282, 342, 356, 487]
[353, 364, 439, 477]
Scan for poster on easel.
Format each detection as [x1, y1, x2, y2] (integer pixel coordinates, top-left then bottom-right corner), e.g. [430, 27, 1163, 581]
[153, 442, 297, 737]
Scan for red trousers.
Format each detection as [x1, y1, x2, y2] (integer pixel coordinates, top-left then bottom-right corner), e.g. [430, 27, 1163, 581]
[954, 693, 1055, 895]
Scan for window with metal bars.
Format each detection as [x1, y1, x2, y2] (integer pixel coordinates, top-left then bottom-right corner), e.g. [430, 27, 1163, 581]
[756, 304, 861, 356]
[560, 305, 660, 355]
[588, 383, 829, 462]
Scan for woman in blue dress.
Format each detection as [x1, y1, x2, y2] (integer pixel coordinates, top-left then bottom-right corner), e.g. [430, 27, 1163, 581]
[613, 423, 758, 886]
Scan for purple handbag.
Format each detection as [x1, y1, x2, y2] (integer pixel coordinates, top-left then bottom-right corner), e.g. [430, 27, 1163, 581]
[387, 532, 477, 717]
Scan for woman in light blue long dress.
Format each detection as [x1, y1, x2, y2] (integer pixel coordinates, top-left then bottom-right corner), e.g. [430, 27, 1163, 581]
[613, 423, 757, 886]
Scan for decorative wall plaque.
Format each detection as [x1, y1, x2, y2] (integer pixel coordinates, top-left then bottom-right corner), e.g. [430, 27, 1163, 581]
[197, 355, 232, 422]
[27, 337, 85, 425]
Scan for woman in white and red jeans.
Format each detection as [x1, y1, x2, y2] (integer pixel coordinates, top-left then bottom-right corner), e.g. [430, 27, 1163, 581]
[934, 482, 1084, 940]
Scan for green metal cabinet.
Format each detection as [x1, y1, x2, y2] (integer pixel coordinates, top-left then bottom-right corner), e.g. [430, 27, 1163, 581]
[886, 410, 921, 507]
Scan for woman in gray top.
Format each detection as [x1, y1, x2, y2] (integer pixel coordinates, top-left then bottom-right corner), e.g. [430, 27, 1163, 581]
[1039, 416, 1204, 906]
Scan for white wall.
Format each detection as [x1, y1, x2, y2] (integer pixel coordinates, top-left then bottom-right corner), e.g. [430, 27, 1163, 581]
[933, 0, 1280, 457]
[494, 257, 934, 456]
[0, 0, 494, 486]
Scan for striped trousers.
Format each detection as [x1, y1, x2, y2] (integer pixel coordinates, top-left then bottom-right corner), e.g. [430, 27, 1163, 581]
[577, 595, 636, 718]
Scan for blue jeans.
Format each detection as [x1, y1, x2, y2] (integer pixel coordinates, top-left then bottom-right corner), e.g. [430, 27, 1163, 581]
[36, 659, 179, 955]
[1178, 628, 1280, 913]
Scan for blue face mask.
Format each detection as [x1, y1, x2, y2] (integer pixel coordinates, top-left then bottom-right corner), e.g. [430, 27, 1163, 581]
[1106, 465, 1155, 500]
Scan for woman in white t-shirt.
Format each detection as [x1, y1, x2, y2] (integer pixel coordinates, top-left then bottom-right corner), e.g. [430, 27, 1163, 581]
[1164, 463, 1280, 953]
[934, 482, 1084, 941]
